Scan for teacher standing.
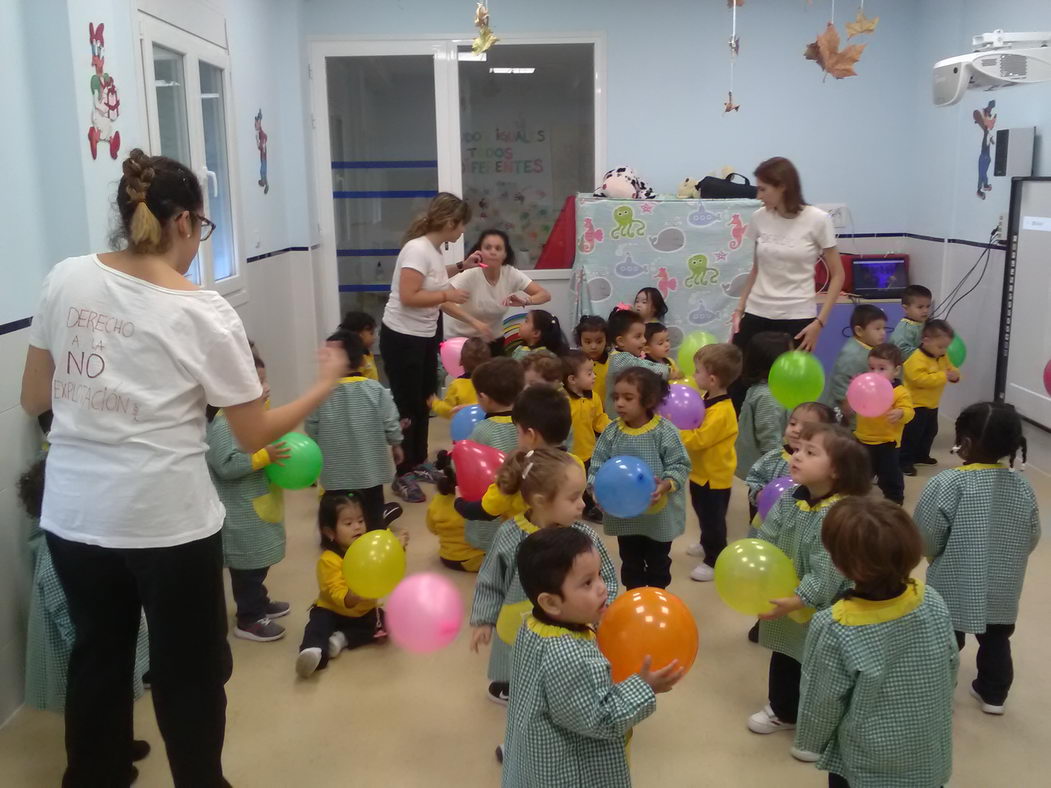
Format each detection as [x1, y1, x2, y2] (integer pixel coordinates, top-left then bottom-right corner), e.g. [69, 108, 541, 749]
[731, 157, 844, 407]
[444, 229, 551, 358]
[381, 193, 491, 503]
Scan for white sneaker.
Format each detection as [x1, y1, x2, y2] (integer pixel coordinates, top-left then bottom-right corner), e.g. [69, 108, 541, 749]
[328, 631, 349, 659]
[690, 563, 715, 582]
[969, 685, 1006, 715]
[747, 704, 796, 734]
[686, 542, 705, 558]
[295, 647, 322, 678]
[790, 747, 821, 762]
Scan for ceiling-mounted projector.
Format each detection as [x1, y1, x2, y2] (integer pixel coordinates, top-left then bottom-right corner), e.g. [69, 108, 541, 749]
[933, 30, 1051, 106]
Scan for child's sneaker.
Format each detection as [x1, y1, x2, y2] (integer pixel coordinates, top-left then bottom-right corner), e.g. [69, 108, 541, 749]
[901, 465, 917, 477]
[487, 681, 510, 705]
[373, 625, 389, 643]
[916, 456, 938, 465]
[234, 617, 285, 642]
[790, 746, 821, 762]
[392, 473, 426, 503]
[413, 462, 442, 484]
[690, 563, 715, 582]
[295, 647, 323, 678]
[686, 542, 705, 558]
[747, 704, 796, 734]
[265, 601, 291, 619]
[383, 501, 404, 527]
[969, 684, 1006, 715]
[747, 621, 760, 643]
[328, 631, 348, 659]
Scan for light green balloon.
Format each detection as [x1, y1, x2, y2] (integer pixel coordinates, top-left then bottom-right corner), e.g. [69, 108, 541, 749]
[676, 331, 718, 378]
[947, 335, 966, 367]
[769, 351, 825, 410]
[264, 432, 323, 490]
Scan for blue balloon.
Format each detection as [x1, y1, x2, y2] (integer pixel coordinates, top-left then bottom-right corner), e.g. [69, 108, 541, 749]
[594, 455, 657, 518]
[451, 404, 485, 442]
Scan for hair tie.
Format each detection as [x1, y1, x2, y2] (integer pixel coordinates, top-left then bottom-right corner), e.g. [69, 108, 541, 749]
[522, 449, 536, 479]
[616, 302, 632, 311]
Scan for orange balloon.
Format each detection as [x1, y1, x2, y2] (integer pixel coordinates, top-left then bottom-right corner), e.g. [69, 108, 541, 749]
[596, 587, 698, 683]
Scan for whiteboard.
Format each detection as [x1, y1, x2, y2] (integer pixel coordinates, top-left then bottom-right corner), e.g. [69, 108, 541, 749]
[1000, 178, 1051, 430]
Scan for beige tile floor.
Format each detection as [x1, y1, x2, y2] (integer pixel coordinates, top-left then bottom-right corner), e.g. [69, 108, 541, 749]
[2, 420, 1049, 787]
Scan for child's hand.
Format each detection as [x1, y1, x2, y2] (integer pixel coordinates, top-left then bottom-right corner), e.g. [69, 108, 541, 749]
[265, 441, 290, 465]
[946, 370, 961, 383]
[470, 625, 494, 653]
[392, 445, 405, 465]
[449, 404, 465, 416]
[839, 399, 854, 419]
[400, 417, 412, 431]
[885, 408, 904, 425]
[343, 590, 366, 608]
[317, 345, 348, 387]
[651, 479, 672, 504]
[392, 526, 409, 549]
[638, 655, 685, 693]
[758, 595, 804, 621]
[426, 395, 436, 408]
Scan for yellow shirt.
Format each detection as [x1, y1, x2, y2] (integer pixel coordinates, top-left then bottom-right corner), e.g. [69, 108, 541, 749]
[315, 550, 378, 618]
[361, 353, 379, 381]
[431, 377, 478, 418]
[480, 454, 586, 519]
[680, 395, 738, 489]
[426, 493, 485, 570]
[592, 354, 610, 404]
[903, 349, 959, 409]
[568, 390, 611, 463]
[855, 384, 915, 446]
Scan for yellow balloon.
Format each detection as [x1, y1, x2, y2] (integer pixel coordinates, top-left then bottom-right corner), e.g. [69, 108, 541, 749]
[496, 600, 534, 644]
[714, 538, 799, 616]
[342, 530, 406, 599]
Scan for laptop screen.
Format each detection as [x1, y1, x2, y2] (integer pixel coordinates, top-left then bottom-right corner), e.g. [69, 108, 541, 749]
[852, 258, 908, 292]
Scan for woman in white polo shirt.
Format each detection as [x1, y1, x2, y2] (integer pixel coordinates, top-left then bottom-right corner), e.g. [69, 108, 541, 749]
[20, 150, 346, 787]
[731, 157, 844, 407]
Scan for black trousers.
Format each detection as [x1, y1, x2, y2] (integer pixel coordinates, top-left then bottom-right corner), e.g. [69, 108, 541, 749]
[299, 605, 385, 670]
[46, 531, 231, 788]
[768, 650, 802, 723]
[380, 321, 440, 475]
[616, 535, 673, 589]
[229, 567, 271, 625]
[956, 624, 1016, 705]
[730, 313, 814, 412]
[900, 407, 938, 467]
[828, 775, 850, 788]
[328, 484, 386, 532]
[583, 460, 598, 512]
[864, 442, 904, 505]
[488, 337, 506, 358]
[690, 482, 731, 567]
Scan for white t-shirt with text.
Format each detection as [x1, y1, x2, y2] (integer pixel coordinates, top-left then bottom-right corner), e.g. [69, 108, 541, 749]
[29, 255, 262, 548]
[444, 265, 533, 340]
[382, 236, 449, 337]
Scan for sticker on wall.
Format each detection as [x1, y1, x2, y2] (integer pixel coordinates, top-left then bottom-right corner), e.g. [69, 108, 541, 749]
[688, 300, 719, 325]
[649, 227, 686, 253]
[721, 271, 751, 297]
[610, 206, 647, 240]
[685, 254, 719, 288]
[687, 203, 720, 227]
[255, 109, 269, 194]
[727, 214, 747, 250]
[614, 252, 646, 278]
[578, 218, 605, 253]
[87, 23, 120, 160]
[655, 267, 679, 299]
[586, 277, 612, 303]
[974, 100, 996, 200]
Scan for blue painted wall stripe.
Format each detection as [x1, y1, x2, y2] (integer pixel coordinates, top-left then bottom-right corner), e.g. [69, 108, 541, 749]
[337, 249, 401, 257]
[332, 160, 438, 169]
[339, 284, 392, 293]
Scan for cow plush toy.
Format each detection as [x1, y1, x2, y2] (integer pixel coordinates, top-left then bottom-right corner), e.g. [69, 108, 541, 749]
[593, 166, 656, 199]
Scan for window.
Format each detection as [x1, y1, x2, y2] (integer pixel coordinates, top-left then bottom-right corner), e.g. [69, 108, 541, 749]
[138, 16, 243, 295]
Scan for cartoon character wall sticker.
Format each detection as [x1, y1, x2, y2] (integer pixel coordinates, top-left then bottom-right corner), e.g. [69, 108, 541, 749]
[610, 206, 647, 240]
[255, 109, 269, 194]
[87, 23, 120, 160]
[727, 214, 747, 250]
[974, 100, 996, 200]
[578, 217, 604, 253]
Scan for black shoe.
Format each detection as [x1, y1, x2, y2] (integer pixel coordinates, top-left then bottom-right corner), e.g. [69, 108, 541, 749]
[129, 765, 139, 786]
[383, 501, 403, 527]
[495, 745, 504, 764]
[141, 670, 152, 689]
[902, 465, 917, 477]
[747, 621, 760, 643]
[916, 457, 938, 465]
[131, 740, 150, 762]
[487, 681, 510, 705]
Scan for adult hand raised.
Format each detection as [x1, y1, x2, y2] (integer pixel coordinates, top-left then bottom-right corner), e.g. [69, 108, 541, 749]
[462, 251, 484, 270]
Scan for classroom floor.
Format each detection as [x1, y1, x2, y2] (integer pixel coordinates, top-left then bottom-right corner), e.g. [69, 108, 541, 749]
[1, 419, 1049, 787]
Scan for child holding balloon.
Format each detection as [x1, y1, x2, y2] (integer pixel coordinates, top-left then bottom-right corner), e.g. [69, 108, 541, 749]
[643, 322, 682, 380]
[734, 332, 793, 495]
[899, 319, 961, 476]
[501, 527, 684, 784]
[821, 304, 887, 421]
[795, 498, 957, 788]
[589, 367, 691, 590]
[603, 310, 671, 418]
[749, 423, 872, 757]
[889, 284, 932, 360]
[429, 337, 490, 417]
[854, 344, 914, 505]
[470, 449, 618, 705]
[563, 351, 611, 522]
[574, 315, 610, 403]
[426, 451, 485, 572]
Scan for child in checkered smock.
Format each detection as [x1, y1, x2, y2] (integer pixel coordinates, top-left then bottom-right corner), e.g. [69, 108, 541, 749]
[588, 367, 690, 590]
[501, 527, 684, 786]
[603, 309, 670, 418]
[749, 424, 873, 754]
[511, 309, 569, 360]
[734, 332, 793, 489]
[796, 498, 958, 787]
[470, 449, 618, 706]
[914, 402, 1040, 714]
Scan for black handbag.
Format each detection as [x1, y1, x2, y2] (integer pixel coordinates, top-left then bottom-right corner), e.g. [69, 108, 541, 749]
[698, 173, 758, 199]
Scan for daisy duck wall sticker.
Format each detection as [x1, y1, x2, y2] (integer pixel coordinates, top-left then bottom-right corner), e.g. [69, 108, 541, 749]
[87, 23, 121, 160]
[255, 109, 269, 194]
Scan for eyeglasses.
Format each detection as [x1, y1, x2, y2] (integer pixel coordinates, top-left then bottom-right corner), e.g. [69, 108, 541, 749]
[194, 213, 216, 242]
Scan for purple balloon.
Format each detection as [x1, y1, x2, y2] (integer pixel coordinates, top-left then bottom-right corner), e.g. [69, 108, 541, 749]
[658, 384, 706, 430]
[386, 573, 464, 654]
[757, 476, 794, 520]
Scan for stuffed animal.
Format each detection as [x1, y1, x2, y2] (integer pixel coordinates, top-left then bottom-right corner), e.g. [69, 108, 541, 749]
[594, 166, 656, 200]
[676, 178, 701, 199]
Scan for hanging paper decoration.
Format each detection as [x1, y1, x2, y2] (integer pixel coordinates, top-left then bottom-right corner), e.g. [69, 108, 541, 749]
[254, 109, 269, 194]
[724, 0, 742, 112]
[805, 23, 866, 79]
[846, 7, 879, 38]
[87, 22, 121, 160]
[724, 92, 740, 113]
[472, 3, 499, 55]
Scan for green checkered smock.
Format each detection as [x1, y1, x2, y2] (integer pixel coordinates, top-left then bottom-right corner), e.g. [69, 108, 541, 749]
[206, 413, 285, 570]
[822, 338, 871, 412]
[465, 416, 520, 551]
[502, 616, 656, 788]
[757, 489, 851, 661]
[471, 516, 618, 682]
[914, 464, 1041, 633]
[604, 351, 670, 418]
[796, 582, 958, 788]
[25, 526, 149, 711]
[588, 416, 691, 543]
[890, 318, 923, 361]
[744, 448, 792, 507]
[735, 384, 788, 481]
[305, 376, 402, 491]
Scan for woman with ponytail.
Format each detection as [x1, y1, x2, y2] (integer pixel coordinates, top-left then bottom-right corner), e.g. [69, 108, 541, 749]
[20, 149, 347, 787]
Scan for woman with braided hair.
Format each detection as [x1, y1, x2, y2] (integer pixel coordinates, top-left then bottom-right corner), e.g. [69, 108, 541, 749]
[20, 149, 347, 786]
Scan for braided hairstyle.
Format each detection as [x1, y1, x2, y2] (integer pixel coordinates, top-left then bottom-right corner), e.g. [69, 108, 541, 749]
[112, 149, 202, 254]
[955, 402, 1027, 468]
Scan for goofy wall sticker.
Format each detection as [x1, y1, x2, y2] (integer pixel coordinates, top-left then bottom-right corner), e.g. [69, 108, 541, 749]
[88, 22, 121, 160]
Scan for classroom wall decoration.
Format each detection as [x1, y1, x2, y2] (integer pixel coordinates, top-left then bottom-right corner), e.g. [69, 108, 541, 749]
[255, 109, 269, 194]
[803, 3, 878, 80]
[572, 197, 760, 351]
[87, 22, 121, 160]
[974, 100, 996, 200]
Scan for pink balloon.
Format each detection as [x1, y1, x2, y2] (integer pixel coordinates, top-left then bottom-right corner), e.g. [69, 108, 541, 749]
[659, 384, 706, 430]
[386, 573, 464, 654]
[440, 337, 468, 378]
[451, 440, 506, 501]
[1044, 359, 1051, 397]
[847, 373, 894, 418]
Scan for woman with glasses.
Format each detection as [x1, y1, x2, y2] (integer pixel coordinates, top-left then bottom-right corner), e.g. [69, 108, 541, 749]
[20, 149, 347, 787]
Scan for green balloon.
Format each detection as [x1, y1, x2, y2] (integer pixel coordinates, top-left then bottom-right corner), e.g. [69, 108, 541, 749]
[677, 331, 718, 378]
[947, 335, 966, 367]
[265, 432, 323, 490]
[769, 351, 825, 410]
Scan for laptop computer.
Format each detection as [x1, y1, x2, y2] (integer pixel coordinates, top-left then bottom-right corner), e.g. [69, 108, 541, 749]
[851, 257, 909, 299]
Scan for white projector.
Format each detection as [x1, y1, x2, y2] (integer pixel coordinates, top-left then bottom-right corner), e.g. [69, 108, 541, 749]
[933, 30, 1051, 107]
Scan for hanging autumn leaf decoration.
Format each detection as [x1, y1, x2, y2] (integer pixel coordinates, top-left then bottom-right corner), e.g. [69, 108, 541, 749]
[845, 8, 879, 38]
[727, 0, 745, 6]
[804, 22, 866, 79]
[724, 91, 740, 113]
[472, 3, 499, 55]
